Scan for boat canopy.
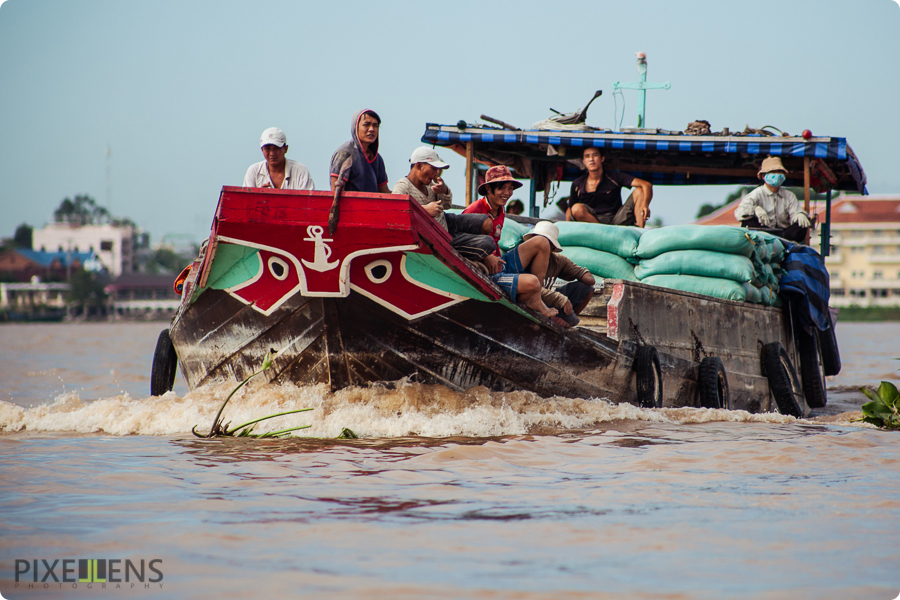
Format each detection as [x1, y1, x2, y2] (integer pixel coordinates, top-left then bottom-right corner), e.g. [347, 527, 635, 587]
[421, 123, 867, 195]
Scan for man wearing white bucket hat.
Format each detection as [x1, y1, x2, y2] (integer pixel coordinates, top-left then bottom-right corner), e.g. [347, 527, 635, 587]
[243, 127, 315, 190]
[734, 156, 810, 243]
[523, 222, 596, 327]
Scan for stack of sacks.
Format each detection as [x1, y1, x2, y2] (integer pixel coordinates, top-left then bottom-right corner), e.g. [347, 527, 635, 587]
[499, 218, 530, 252]
[555, 222, 642, 281]
[634, 225, 785, 306]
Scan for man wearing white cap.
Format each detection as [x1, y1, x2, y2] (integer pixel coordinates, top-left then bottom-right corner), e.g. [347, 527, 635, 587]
[734, 156, 810, 243]
[393, 147, 497, 266]
[243, 127, 315, 190]
[523, 222, 596, 327]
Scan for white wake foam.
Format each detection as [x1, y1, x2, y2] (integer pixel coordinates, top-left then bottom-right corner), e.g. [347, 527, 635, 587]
[0, 379, 865, 437]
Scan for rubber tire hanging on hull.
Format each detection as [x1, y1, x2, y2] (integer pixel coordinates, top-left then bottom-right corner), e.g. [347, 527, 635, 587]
[151, 329, 178, 396]
[796, 327, 827, 409]
[634, 345, 663, 408]
[818, 318, 841, 377]
[763, 342, 805, 418]
[698, 356, 730, 409]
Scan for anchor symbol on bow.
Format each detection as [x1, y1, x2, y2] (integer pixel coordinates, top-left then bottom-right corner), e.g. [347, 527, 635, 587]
[301, 225, 339, 272]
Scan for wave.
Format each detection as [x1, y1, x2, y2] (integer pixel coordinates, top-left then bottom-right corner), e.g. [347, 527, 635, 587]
[0, 379, 869, 437]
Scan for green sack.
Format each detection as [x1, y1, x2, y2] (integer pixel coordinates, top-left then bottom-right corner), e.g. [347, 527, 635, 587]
[634, 250, 756, 283]
[637, 225, 757, 259]
[641, 274, 748, 302]
[758, 285, 782, 307]
[742, 282, 762, 304]
[748, 230, 787, 264]
[499, 219, 530, 252]
[555, 221, 643, 259]
[560, 246, 638, 281]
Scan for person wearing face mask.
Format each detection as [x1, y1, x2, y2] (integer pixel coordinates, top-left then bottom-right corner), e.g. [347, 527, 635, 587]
[734, 156, 811, 243]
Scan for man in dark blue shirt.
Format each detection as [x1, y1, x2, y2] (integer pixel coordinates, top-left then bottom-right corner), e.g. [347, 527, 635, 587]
[567, 147, 653, 227]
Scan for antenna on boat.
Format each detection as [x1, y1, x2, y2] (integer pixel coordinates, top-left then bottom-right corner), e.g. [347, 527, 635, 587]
[612, 52, 671, 129]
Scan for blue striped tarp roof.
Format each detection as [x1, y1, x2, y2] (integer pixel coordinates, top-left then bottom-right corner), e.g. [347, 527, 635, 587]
[421, 124, 867, 193]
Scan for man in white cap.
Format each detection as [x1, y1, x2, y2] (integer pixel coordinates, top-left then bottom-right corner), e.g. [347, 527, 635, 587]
[523, 222, 596, 327]
[734, 156, 811, 243]
[243, 127, 315, 190]
[393, 147, 497, 267]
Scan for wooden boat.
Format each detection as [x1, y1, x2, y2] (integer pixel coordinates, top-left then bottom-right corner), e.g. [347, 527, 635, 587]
[152, 124, 867, 417]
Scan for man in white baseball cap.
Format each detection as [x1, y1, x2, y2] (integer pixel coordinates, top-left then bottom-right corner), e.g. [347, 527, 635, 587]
[393, 146, 497, 267]
[243, 127, 315, 190]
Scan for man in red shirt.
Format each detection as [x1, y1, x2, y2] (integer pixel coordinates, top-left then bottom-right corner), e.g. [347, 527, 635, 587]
[464, 166, 557, 319]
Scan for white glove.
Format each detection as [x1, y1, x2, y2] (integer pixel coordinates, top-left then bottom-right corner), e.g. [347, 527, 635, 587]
[793, 212, 811, 228]
[754, 206, 773, 227]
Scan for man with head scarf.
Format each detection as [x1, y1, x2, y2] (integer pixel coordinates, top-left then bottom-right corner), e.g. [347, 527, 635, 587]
[734, 156, 811, 243]
[329, 110, 390, 194]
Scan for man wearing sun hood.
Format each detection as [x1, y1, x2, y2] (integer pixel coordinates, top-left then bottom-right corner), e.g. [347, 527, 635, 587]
[330, 109, 390, 193]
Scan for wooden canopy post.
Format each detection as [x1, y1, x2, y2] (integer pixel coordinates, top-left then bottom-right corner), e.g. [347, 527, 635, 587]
[803, 157, 811, 245]
[465, 141, 474, 206]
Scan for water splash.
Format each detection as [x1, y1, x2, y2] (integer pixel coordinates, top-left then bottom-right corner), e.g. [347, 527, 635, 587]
[0, 379, 868, 437]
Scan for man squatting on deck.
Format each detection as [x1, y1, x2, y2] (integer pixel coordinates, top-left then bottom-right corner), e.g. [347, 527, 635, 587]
[243, 127, 315, 190]
[567, 147, 653, 227]
[733, 156, 811, 243]
[330, 109, 391, 193]
[393, 147, 498, 266]
[463, 166, 559, 319]
[523, 221, 596, 327]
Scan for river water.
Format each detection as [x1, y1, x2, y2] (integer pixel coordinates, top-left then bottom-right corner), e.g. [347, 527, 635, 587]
[0, 322, 898, 599]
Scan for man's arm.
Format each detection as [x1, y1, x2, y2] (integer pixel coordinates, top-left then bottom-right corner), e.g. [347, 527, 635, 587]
[378, 182, 391, 193]
[243, 164, 258, 188]
[734, 188, 762, 221]
[581, 271, 596, 286]
[631, 177, 653, 228]
[541, 288, 572, 314]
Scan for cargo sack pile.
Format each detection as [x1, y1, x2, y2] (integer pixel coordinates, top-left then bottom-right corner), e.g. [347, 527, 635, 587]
[634, 225, 785, 305]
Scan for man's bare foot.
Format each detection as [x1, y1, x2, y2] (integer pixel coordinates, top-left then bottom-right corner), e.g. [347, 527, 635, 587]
[533, 303, 558, 318]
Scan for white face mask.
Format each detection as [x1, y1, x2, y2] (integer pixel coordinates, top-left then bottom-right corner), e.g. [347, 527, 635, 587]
[764, 172, 786, 187]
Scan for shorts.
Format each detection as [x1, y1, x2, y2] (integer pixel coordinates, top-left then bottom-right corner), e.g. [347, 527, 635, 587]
[491, 246, 525, 303]
[573, 193, 637, 226]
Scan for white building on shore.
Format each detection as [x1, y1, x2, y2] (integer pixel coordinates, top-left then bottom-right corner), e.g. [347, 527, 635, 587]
[32, 222, 139, 277]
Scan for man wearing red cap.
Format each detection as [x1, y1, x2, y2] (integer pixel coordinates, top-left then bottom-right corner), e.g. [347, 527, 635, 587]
[463, 166, 558, 319]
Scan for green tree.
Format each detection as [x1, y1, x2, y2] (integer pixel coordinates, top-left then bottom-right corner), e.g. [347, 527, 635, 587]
[53, 195, 111, 225]
[66, 269, 107, 313]
[13, 223, 33, 248]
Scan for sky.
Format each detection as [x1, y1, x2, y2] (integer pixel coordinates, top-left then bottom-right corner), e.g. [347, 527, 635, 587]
[1, 0, 899, 246]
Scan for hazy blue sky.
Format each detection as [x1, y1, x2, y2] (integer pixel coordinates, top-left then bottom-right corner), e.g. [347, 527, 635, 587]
[1, 0, 898, 245]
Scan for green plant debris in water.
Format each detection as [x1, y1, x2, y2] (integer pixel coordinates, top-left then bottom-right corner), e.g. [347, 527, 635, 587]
[192, 350, 356, 440]
[856, 381, 900, 430]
